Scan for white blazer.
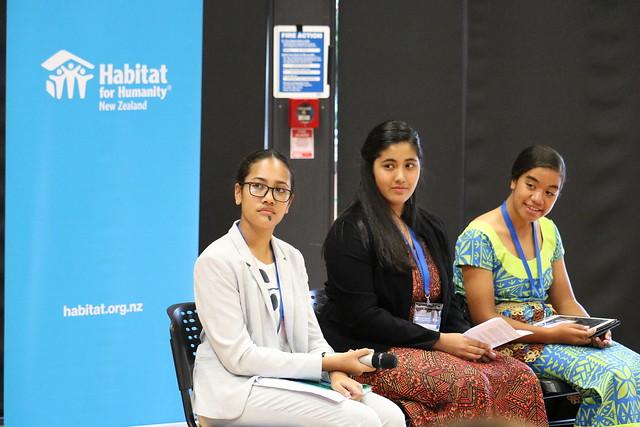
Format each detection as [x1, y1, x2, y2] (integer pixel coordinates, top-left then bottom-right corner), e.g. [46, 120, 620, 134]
[192, 221, 334, 420]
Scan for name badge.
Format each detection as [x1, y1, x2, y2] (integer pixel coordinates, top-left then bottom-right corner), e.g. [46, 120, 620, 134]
[413, 302, 443, 331]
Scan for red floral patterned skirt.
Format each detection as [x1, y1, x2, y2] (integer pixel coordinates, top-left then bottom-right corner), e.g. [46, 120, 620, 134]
[357, 347, 548, 427]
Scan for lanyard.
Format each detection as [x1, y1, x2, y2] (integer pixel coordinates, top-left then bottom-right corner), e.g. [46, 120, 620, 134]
[500, 202, 546, 307]
[402, 227, 432, 301]
[271, 243, 285, 332]
[236, 223, 285, 331]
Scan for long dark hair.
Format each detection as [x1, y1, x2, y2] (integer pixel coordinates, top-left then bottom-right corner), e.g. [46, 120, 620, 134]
[236, 149, 295, 190]
[511, 145, 566, 189]
[337, 120, 423, 272]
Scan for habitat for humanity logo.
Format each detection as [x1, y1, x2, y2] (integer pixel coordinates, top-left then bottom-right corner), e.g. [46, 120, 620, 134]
[42, 49, 171, 111]
[41, 50, 95, 100]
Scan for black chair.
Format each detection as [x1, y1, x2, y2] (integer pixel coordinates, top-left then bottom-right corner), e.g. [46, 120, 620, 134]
[540, 378, 580, 427]
[167, 302, 201, 427]
[310, 287, 328, 315]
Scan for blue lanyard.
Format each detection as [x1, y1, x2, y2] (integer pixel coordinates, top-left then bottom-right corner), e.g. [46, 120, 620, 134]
[402, 227, 432, 300]
[500, 202, 546, 306]
[271, 243, 285, 332]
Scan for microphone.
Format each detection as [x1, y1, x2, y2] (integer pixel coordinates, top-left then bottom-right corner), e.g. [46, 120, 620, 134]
[359, 352, 398, 369]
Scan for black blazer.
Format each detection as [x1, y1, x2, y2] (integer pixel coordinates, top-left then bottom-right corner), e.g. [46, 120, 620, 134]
[318, 206, 470, 353]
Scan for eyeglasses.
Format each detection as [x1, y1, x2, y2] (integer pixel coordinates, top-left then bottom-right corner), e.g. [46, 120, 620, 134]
[242, 182, 293, 202]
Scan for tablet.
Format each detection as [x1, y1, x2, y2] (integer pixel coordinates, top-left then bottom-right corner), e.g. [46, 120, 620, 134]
[534, 315, 620, 338]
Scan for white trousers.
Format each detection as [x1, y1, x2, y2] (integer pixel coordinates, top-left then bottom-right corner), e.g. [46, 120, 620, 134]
[198, 386, 405, 427]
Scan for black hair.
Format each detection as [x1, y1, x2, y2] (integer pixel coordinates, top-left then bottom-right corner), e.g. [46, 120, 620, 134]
[235, 149, 295, 190]
[342, 120, 422, 272]
[511, 145, 566, 188]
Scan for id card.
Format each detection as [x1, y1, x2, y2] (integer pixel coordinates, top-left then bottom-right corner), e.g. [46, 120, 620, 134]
[413, 302, 443, 331]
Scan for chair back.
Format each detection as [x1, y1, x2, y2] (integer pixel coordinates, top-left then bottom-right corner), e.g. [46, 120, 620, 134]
[540, 378, 580, 427]
[309, 287, 328, 315]
[167, 302, 202, 427]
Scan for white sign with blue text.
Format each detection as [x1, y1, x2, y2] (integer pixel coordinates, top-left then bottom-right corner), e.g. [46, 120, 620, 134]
[273, 25, 330, 99]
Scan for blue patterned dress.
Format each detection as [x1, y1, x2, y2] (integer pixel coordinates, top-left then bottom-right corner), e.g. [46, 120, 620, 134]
[453, 217, 640, 427]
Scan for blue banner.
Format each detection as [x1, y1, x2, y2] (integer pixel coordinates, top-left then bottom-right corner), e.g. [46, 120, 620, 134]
[5, 1, 203, 426]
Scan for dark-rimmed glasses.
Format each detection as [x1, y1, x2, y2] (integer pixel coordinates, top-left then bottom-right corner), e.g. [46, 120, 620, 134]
[242, 182, 292, 202]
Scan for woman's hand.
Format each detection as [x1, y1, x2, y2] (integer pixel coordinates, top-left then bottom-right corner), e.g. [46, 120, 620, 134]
[546, 322, 594, 345]
[322, 348, 376, 376]
[591, 329, 612, 349]
[329, 371, 366, 400]
[432, 333, 496, 362]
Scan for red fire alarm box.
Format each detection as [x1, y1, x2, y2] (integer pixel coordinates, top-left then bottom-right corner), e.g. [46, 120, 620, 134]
[289, 99, 320, 128]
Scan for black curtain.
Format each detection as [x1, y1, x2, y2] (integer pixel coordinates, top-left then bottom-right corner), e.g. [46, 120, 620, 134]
[337, 0, 465, 241]
[199, 0, 270, 251]
[464, 0, 640, 349]
[337, 0, 639, 350]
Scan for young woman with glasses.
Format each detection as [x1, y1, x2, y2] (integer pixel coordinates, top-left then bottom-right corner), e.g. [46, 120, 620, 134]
[318, 121, 548, 426]
[192, 149, 405, 427]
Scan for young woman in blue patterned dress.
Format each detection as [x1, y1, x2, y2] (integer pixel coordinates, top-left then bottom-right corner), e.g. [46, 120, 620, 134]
[454, 145, 640, 427]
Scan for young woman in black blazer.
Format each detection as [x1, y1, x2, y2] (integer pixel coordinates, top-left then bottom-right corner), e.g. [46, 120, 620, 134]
[318, 120, 547, 426]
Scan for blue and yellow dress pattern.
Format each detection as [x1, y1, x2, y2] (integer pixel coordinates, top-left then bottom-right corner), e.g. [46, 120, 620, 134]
[453, 217, 640, 427]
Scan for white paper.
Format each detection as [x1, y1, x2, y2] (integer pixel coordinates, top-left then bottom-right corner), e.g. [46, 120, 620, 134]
[463, 317, 532, 348]
[254, 377, 348, 402]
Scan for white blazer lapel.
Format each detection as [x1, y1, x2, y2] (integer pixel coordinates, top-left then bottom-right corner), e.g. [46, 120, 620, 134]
[229, 222, 275, 318]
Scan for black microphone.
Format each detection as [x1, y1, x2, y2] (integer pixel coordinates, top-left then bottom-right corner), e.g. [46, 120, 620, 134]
[359, 352, 398, 369]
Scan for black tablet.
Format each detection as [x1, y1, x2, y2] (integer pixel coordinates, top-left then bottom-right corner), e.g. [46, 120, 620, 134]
[534, 315, 620, 338]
